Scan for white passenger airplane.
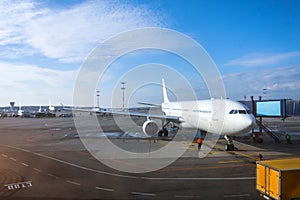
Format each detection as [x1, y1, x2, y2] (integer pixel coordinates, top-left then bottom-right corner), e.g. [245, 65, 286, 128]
[17, 105, 24, 117]
[48, 103, 56, 112]
[67, 79, 256, 151]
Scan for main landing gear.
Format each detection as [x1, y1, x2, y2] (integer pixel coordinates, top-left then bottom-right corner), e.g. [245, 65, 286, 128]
[224, 135, 237, 151]
[158, 125, 168, 137]
[158, 120, 169, 137]
[157, 121, 179, 137]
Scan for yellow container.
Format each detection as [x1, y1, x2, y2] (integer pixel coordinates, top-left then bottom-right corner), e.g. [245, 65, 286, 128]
[256, 158, 300, 200]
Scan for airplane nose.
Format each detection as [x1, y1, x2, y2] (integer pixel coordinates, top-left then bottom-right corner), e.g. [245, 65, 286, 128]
[246, 115, 256, 129]
[224, 114, 256, 135]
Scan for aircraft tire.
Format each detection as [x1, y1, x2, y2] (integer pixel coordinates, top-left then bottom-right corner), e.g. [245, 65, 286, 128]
[158, 130, 163, 137]
[225, 144, 229, 151]
[257, 138, 263, 143]
[163, 129, 168, 137]
[225, 144, 235, 151]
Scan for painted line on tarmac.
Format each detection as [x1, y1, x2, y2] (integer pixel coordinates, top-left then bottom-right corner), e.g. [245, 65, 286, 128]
[207, 140, 259, 161]
[145, 176, 255, 180]
[9, 157, 17, 162]
[2, 145, 138, 180]
[95, 186, 114, 192]
[223, 193, 250, 198]
[230, 151, 258, 161]
[33, 168, 42, 172]
[2, 144, 255, 181]
[157, 163, 253, 173]
[106, 158, 154, 172]
[1, 154, 8, 158]
[66, 180, 81, 186]
[208, 151, 227, 155]
[131, 191, 156, 196]
[175, 195, 203, 198]
[48, 174, 59, 179]
[21, 163, 29, 167]
[218, 160, 243, 164]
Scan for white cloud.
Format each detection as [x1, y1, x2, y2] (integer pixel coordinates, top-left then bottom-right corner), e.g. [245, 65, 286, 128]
[222, 65, 300, 100]
[0, 62, 77, 85]
[224, 52, 300, 67]
[0, 62, 78, 105]
[0, 0, 166, 105]
[0, 0, 165, 63]
[0, 0, 42, 45]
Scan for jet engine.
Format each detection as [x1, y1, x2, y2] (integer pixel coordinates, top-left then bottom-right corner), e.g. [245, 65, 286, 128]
[142, 120, 159, 136]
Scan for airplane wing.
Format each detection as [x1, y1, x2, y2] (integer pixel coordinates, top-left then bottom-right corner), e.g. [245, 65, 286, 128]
[62, 106, 183, 124]
[137, 102, 161, 107]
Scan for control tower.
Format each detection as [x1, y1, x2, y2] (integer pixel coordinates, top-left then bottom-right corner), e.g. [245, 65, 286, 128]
[9, 101, 15, 111]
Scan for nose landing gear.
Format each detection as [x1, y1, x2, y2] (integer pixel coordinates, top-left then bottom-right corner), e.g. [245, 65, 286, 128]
[224, 135, 237, 151]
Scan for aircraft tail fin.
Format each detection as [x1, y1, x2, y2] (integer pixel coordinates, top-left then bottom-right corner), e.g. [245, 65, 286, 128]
[162, 79, 170, 103]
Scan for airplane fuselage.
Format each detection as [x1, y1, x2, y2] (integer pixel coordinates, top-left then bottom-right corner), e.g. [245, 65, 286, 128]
[162, 99, 255, 136]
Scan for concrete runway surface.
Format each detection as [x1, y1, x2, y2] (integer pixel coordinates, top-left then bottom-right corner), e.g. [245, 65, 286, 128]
[0, 115, 299, 199]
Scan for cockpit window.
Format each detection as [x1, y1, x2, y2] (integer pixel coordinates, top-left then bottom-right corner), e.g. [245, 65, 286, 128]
[229, 109, 251, 114]
[238, 110, 247, 114]
[229, 109, 238, 114]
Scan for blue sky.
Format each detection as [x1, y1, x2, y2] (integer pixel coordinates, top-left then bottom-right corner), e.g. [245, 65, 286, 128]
[0, 0, 299, 106]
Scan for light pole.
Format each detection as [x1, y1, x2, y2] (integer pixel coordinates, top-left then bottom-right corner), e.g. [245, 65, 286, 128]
[263, 88, 267, 100]
[96, 90, 100, 108]
[121, 82, 126, 111]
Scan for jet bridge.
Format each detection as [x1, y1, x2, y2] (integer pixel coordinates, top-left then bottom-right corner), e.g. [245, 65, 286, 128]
[240, 97, 300, 143]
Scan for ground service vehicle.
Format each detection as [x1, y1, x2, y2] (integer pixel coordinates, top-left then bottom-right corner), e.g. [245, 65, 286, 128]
[257, 158, 300, 200]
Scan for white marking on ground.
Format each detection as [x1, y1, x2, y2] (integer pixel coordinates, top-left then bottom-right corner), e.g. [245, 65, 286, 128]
[66, 180, 81, 186]
[223, 194, 250, 198]
[33, 168, 42, 172]
[3, 145, 140, 179]
[1, 154, 8, 157]
[146, 177, 256, 180]
[131, 191, 156, 196]
[9, 157, 16, 161]
[47, 174, 59, 179]
[22, 149, 30, 153]
[21, 163, 29, 167]
[95, 186, 114, 192]
[2, 145, 255, 181]
[5, 181, 32, 190]
[175, 195, 203, 198]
